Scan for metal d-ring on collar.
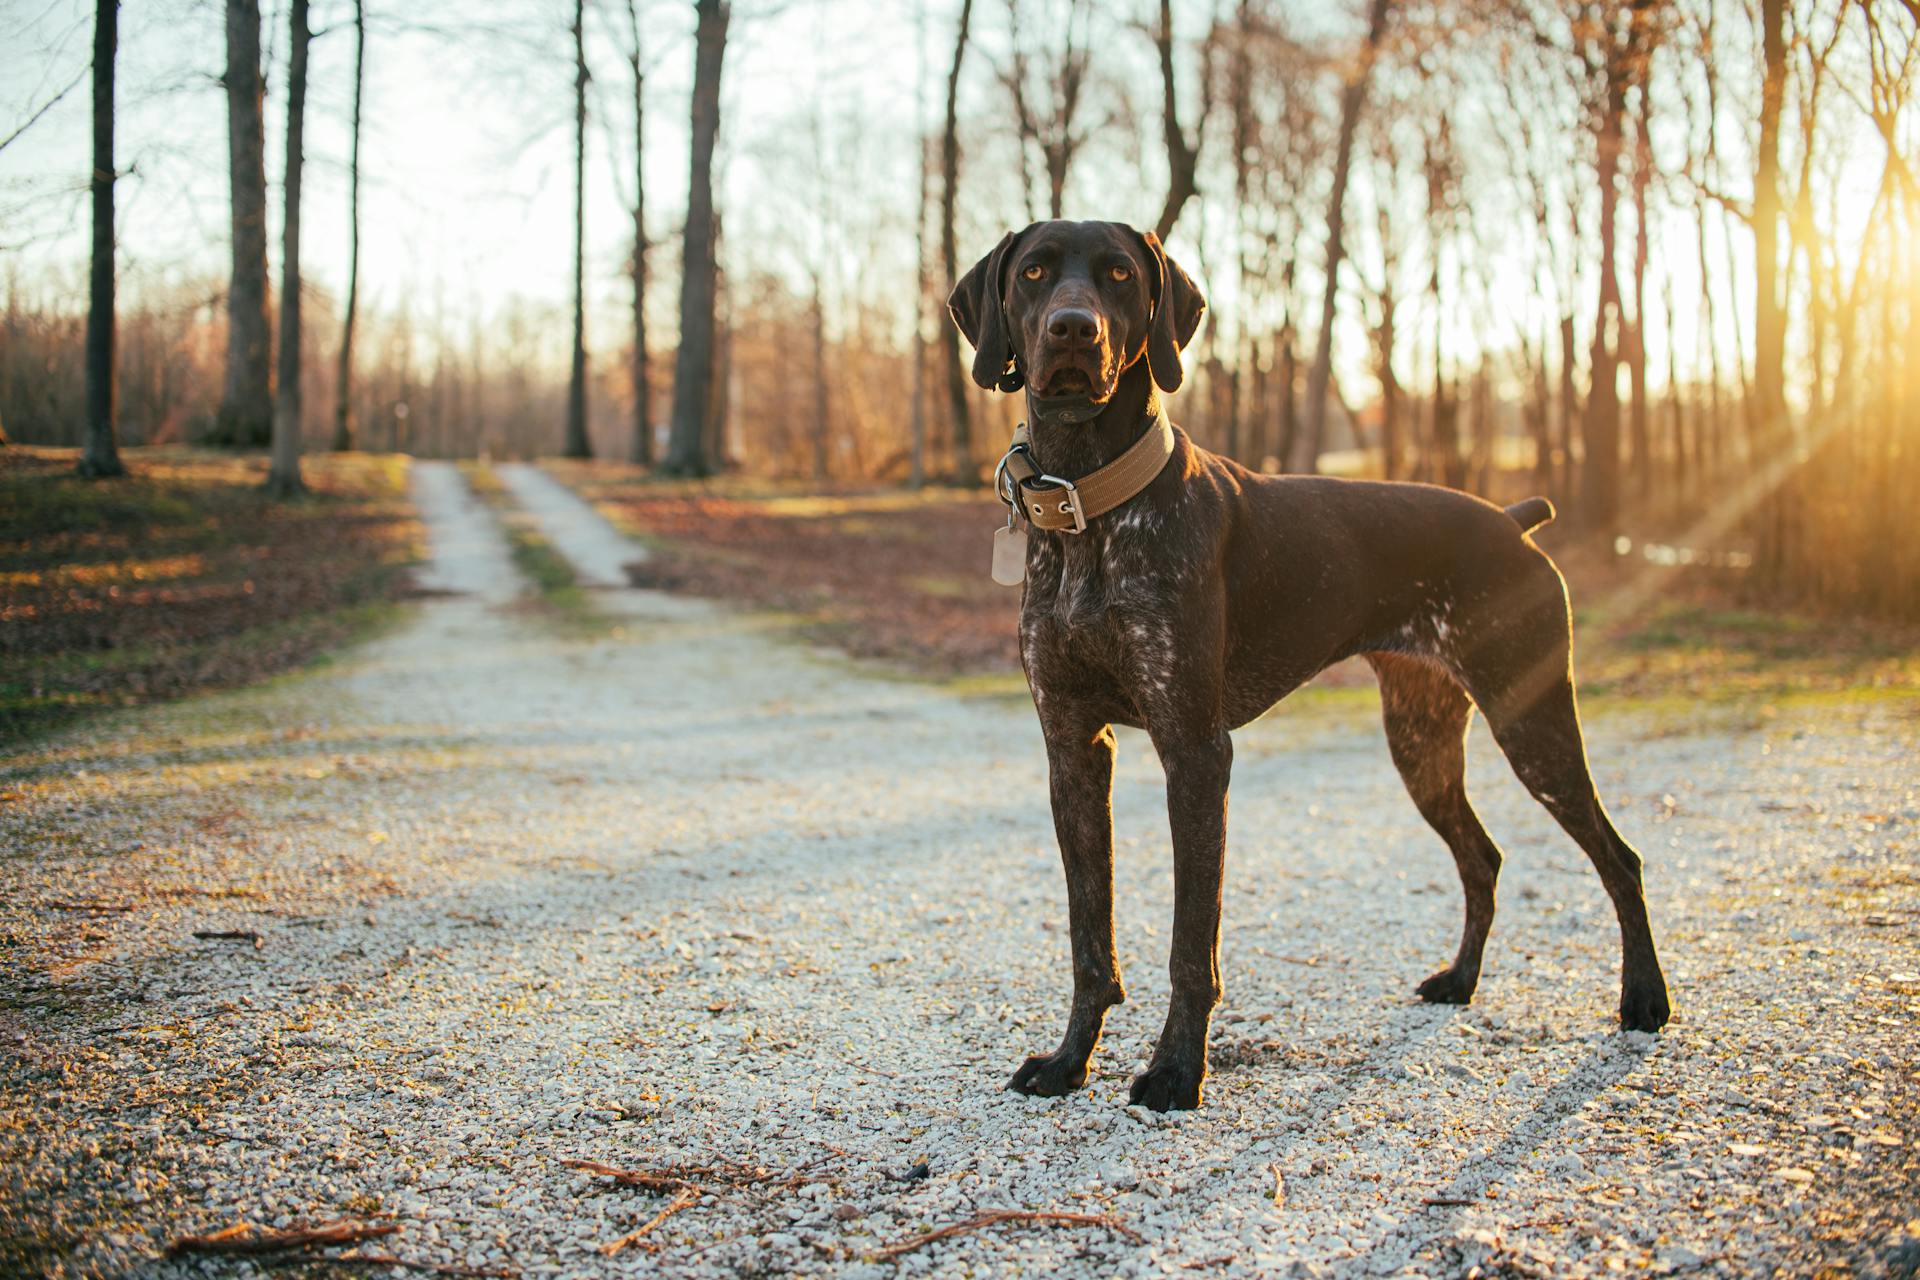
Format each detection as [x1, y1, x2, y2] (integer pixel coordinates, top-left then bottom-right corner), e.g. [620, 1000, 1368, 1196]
[995, 434, 1090, 535]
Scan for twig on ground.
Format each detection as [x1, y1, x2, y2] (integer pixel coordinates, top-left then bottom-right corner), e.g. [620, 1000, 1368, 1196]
[169, 1219, 399, 1255]
[312, 1253, 518, 1278]
[567, 1149, 841, 1259]
[598, 1189, 698, 1257]
[1421, 1196, 1480, 1207]
[45, 900, 135, 913]
[871, 1209, 1141, 1260]
[192, 929, 264, 949]
[565, 1155, 828, 1196]
[564, 1159, 709, 1195]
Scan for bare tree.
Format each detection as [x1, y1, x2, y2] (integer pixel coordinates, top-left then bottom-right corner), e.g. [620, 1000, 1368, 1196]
[663, 0, 730, 476]
[1294, 0, 1392, 474]
[939, 0, 976, 478]
[78, 0, 123, 478]
[1000, 0, 1093, 221]
[1578, 1, 1655, 533]
[624, 0, 653, 466]
[1423, 111, 1464, 489]
[215, 0, 272, 449]
[266, 0, 310, 498]
[1626, 51, 1652, 498]
[563, 0, 593, 459]
[1359, 124, 1406, 481]
[910, 7, 930, 487]
[332, 0, 366, 452]
[1151, 0, 1202, 241]
[1751, 0, 1788, 438]
[1492, 54, 1565, 492]
[1231, 11, 1325, 472]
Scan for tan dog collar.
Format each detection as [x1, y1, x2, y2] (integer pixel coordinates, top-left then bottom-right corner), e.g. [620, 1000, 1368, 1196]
[994, 413, 1176, 534]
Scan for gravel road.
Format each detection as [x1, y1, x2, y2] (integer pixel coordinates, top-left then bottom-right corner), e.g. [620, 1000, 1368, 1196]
[3, 460, 1916, 1280]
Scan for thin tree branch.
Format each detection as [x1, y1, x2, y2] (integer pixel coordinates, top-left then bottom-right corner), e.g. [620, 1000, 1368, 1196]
[0, 63, 87, 154]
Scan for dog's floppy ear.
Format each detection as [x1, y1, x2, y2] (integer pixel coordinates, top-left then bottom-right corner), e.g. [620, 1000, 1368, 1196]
[1134, 229, 1208, 394]
[947, 228, 1031, 393]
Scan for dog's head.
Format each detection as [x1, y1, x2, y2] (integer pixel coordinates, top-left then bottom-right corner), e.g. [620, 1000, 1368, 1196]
[947, 220, 1207, 402]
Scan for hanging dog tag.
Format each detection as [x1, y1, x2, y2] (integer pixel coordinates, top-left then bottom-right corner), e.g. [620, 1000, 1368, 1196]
[991, 522, 1027, 586]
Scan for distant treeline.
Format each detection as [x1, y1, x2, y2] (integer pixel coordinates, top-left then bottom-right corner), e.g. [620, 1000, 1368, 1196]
[3, 0, 1915, 619]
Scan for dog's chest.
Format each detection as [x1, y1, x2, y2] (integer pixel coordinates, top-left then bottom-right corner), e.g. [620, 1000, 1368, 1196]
[1019, 511, 1180, 669]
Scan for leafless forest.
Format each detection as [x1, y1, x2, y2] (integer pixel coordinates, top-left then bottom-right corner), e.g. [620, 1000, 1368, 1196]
[3, 0, 1917, 616]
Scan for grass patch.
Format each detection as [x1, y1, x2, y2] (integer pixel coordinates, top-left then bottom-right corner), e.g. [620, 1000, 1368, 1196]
[1573, 599, 1920, 710]
[462, 462, 608, 634]
[0, 446, 421, 746]
[544, 460, 1018, 675]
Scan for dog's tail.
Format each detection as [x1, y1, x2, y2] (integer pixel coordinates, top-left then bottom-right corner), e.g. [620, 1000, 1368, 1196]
[1504, 496, 1556, 534]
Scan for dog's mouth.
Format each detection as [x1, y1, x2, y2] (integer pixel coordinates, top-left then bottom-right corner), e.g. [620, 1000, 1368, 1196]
[1032, 353, 1115, 402]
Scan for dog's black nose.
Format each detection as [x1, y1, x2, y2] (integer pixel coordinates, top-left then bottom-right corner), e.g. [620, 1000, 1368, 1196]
[1046, 307, 1100, 346]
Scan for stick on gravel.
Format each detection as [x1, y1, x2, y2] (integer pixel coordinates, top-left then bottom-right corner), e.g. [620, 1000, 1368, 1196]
[191, 929, 265, 948]
[169, 1218, 399, 1255]
[597, 1189, 699, 1257]
[310, 1252, 519, 1278]
[565, 1155, 826, 1194]
[872, 1209, 1142, 1260]
[563, 1158, 707, 1195]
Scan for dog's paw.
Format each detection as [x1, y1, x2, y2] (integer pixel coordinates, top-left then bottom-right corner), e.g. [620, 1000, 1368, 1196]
[1619, 979, 1672, 1033]
[1008, 1050, 1089, 1097]
[1127, 1059, 1204, 1112]
[1415, 966, 1477, 1005]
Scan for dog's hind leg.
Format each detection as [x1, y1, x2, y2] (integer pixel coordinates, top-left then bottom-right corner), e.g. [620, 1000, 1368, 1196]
[1367, 652, 1505, 1006]
[1462, 596, 1673, 1032]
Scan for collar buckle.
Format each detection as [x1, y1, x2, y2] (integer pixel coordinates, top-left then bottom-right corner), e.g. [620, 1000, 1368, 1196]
[1029, 473, 1087, 534]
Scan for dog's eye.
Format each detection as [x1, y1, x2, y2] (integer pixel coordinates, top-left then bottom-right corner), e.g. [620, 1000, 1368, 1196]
[1021, 264, 1046, 281]
[1109, 265, 1132, 282]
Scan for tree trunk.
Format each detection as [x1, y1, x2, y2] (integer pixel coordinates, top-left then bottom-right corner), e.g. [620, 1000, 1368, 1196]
[910, 70, 929, 487]
[1696, 207, 1722, 476]
[216, 0, 272, 448]
[1433, 378, 1462, 489]
[1664, 274, 1686, 500]
[1150, 0, 1197, 242]
[79, 0, 123, 478]
[705, 229, 731, 468]
[663, 0, 729, 476]
[1580, 86, 1624, 531]
[1751, 0, 1788, 440]
[626, 0, 651, 466]
[1581, 9, 1643, 535]
[810, 273, 828, 481]
[563, 0, 593, 459]
[331, 0, 365, 452]
[1527, 332, 1553, 491]
[1274, 315, 1297, 471]
[266, 0, 309, 497]
[1294, 0, 1391, 474]
[1377, 294, 1398, 480]
[1627, 58, 1651, 501]
[1557, 311, 1579, 494]
[939, 0, 975, 480]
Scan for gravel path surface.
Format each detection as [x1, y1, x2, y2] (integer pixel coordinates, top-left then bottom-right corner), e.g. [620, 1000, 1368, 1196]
[3, 460, 1916, 1280]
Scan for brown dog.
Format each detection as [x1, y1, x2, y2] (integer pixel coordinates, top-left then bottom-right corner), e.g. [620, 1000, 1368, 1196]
[948, 219, 1671, 1112]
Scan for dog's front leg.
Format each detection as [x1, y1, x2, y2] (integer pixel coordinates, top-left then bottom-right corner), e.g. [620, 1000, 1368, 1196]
[1131, 726, 1232, 1111]
[1009, 719, 1125, 1097]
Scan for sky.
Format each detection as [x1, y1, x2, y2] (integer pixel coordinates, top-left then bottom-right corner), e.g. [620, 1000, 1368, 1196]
[1, 0, 932, 347]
